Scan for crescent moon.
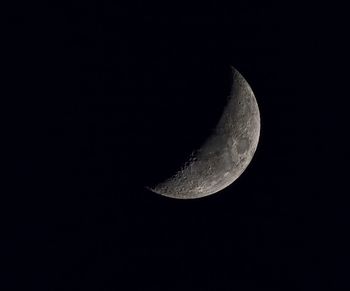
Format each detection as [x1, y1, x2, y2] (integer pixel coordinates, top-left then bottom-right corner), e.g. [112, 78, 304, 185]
[146, 66, 261, 199]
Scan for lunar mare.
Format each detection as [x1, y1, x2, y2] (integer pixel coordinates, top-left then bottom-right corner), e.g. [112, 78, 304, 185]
[147, 66, 260, 199]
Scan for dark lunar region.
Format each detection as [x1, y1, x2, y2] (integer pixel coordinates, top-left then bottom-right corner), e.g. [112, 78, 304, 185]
[131, 63, 233, 187]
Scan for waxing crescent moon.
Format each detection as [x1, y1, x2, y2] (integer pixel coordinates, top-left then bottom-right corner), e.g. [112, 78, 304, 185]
[146, 66, 260, 199]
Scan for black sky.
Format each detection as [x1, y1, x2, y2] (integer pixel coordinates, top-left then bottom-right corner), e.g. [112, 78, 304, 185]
[5, 1, 348, 290]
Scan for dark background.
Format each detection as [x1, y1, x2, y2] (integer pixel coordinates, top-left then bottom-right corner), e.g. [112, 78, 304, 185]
[5, 1, 348, 290]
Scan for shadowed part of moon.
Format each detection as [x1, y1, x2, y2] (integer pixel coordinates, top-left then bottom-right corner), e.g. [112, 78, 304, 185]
[146, 66, 260, 199]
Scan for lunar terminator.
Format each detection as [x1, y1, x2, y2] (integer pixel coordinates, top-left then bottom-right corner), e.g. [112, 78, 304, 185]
[146, 66, 260, 199]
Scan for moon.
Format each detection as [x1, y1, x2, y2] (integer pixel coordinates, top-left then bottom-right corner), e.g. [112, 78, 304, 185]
[146, 66, 260, 199]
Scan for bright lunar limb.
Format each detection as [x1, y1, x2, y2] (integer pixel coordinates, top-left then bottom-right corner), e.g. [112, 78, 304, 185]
[146, 66, 260, 199]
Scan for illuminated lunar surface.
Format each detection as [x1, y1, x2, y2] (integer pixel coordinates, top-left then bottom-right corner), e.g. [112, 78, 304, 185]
[146, 66, 260, 199]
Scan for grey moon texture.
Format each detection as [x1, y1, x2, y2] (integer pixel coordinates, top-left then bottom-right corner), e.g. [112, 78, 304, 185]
[147, 66, 260, 199]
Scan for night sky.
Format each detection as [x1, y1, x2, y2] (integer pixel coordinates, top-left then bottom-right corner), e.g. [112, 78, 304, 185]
[5, 1, 347, 290]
